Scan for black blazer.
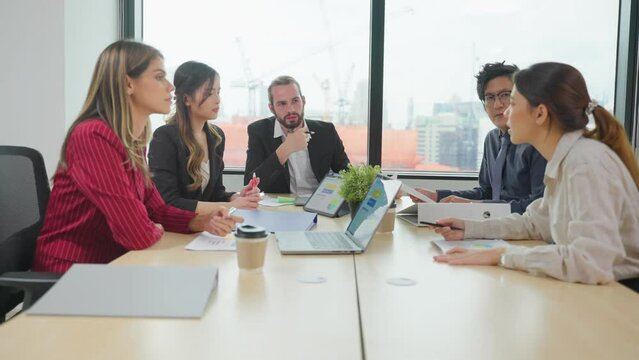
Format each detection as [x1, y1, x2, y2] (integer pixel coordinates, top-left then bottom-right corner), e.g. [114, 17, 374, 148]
[148, 123, 233, 212]
[245, 117, 350, 193]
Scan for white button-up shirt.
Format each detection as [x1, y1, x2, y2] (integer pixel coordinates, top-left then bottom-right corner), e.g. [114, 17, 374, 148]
[273, 121, 319, 196]
[464, 130, 639, 284]
[200, 160, 210, 193]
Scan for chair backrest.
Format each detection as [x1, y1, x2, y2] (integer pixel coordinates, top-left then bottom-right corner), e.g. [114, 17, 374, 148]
[0, 146, 50, 317]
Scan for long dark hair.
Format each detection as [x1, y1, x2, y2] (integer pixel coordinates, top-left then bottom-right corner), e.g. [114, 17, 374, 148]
[167, 61, 222, 191]
[515, 62, 639, 189]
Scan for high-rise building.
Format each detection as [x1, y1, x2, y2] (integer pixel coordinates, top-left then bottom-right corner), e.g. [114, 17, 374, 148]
[415, 101, 483, 171]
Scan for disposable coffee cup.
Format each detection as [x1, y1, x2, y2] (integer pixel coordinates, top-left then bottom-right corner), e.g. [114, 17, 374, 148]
[235, 224, 268, 272]
[378, 202, 396, 233]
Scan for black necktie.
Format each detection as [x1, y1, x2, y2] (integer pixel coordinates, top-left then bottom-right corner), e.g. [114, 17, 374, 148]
[491, 133, 510, 201]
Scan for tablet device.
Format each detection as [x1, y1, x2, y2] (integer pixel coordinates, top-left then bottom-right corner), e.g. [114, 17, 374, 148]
[303, 173, 349, 217]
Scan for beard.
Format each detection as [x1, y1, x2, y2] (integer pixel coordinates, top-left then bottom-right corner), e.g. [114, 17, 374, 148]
[277, 111, 304, 131]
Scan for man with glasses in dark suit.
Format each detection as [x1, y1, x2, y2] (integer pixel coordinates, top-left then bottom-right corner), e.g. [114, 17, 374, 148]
[413, 62, 546, 214]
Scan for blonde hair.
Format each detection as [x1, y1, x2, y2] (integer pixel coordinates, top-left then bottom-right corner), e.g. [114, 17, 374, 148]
[59, 40, 162, 184]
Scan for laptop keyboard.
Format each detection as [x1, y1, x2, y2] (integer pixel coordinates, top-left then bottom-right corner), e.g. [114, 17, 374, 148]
[306, 232, 357, 250]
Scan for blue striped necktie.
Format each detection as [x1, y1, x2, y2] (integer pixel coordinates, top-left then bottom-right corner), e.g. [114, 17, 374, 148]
[491, 133, 510, 201]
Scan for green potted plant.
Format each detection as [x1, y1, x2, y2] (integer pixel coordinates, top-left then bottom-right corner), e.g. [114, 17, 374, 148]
[338, 164, 381, 217]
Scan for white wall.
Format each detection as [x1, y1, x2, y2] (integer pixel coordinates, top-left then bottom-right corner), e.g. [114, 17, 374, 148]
[65, 0, 118, 128]
[0, 0, 65, 177]
[0, 0, 117, 177]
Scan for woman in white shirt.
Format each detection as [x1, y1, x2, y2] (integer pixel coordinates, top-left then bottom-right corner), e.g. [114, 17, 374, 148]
[433, 62, 639, 287]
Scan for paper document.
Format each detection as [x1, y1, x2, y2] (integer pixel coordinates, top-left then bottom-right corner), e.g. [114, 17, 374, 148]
[432, 239, 510, 253]
[185, 232, 236, 251]
[401, 184, 435, 203]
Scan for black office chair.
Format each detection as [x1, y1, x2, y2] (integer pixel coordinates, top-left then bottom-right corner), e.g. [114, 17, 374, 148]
[620, 277, 639, 293]
[0, 146, 61, 322]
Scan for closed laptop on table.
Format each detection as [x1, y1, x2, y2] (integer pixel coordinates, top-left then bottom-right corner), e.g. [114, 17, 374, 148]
[397, 202, 510, 226]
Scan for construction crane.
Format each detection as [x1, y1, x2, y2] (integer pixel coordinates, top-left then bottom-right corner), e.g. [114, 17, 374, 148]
[313, 75, 332, 122]
[315, 1, 413, 125]
[317, 0, 356, 125]
[230, 37, 263, 117]
[336, 63, 355, 125]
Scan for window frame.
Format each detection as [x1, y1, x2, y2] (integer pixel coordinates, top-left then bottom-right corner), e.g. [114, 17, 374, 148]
[130, 0, 635, 180]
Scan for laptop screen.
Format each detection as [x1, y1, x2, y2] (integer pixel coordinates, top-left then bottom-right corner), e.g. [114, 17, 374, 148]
[346, 177, 401, 249]
[304, 174, 344, 214]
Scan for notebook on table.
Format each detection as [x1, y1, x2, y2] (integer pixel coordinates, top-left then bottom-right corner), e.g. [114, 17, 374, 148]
[28, 264, 218, 318]
[276, 176, 402, 254]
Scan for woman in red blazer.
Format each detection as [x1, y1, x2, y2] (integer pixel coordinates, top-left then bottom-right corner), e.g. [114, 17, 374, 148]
[33, 41, 242, 273]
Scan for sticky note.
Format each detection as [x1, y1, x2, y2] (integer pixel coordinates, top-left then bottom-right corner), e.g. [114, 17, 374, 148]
[277, 196, 296, 204]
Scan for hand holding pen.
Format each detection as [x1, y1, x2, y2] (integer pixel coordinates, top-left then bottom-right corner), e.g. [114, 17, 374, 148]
[248, 172, 260, 189]
[426, 218, 465, 241]
[283, 127, 310, 153]
[232, 173, 261, 209]
[237, 173, 260, 195]
[287, 128, 314, 138]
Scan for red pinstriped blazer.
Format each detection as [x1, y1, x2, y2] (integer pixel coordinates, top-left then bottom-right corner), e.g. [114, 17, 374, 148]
[32, 119, 195, 273]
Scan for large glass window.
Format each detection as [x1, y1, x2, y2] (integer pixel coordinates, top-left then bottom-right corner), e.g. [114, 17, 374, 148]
[144, 0, 370, 167]
[143, 0, 621, 174]
[382, 0, 619, 172]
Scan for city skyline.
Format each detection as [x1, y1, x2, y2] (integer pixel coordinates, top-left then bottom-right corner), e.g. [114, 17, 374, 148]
[145, 0, 619, 171]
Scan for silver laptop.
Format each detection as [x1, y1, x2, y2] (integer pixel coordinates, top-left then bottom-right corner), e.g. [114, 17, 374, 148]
[276, 176, 402, 254]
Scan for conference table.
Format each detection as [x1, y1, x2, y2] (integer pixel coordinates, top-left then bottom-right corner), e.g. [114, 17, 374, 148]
[0, 198, 638, 359]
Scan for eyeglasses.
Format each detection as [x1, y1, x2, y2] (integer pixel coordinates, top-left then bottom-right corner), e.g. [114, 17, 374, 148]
[483, 91, 511, 106]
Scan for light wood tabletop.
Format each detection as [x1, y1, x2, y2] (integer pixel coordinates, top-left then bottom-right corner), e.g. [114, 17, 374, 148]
[355, 199, 639, 360]
[1, 198, 638, 359]
[0, 207, 361, 360]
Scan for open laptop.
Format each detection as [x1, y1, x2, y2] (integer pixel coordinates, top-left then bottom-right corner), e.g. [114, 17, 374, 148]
[302, 173, 349, 217]
[276, 176, 402, 254]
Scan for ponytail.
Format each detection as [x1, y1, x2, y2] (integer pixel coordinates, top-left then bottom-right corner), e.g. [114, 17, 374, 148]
[585, 106, 639, 189]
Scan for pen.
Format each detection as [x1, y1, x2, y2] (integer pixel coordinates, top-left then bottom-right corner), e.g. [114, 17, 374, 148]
[419, 221, 463, 230]
[249, 172, 257, 189]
